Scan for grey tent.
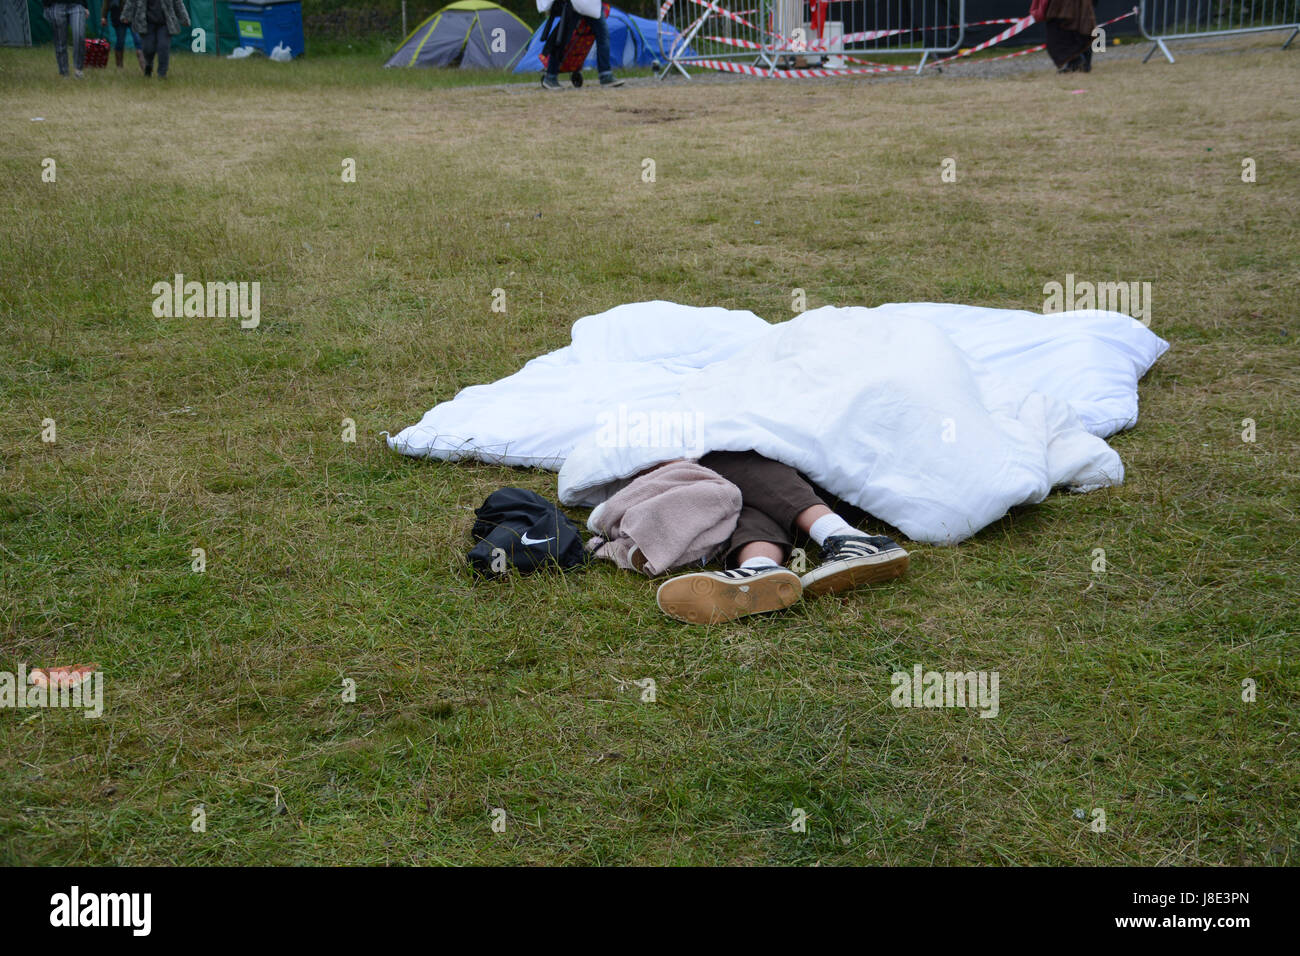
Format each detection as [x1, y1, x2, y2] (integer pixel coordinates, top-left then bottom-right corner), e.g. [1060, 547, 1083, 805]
[385, 0, 532, 70]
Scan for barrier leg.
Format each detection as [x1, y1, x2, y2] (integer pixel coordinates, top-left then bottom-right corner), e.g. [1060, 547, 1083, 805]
[660, 5, 717, 81]
[1143, 37, 1174, 63]
[1283, 26, 1297, 50]
[662, 56, 691, 79]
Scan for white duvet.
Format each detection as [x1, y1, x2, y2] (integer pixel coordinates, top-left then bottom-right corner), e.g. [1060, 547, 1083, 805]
[388, 301, 1168, 544]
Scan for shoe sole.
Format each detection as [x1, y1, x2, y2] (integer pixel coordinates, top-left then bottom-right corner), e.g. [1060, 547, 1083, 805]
[800, 551, 909, 597]
[656, 570, 802, 624]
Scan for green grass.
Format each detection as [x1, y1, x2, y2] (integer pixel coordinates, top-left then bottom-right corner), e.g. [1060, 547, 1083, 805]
[0, 39, 1297, 865]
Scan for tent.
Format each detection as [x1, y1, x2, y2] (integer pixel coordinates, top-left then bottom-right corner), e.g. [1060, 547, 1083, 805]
[386, 0, 532, 70]
[512, 6, 691, 73]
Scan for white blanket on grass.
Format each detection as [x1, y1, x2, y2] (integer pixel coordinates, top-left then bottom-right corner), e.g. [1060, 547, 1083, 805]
[388, 301, 1168, 544]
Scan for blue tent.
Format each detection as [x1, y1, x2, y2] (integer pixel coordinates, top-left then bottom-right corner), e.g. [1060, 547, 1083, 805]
[512, 6, 693, 73]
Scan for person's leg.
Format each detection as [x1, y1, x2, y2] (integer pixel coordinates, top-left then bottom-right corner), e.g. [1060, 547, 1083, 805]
[111, 8, 126, 66]
[702, 451, 909, 597]
[653, 453, 805, 623]
[140, 22, 156, 75]
[132, 26, 145, 71]
[540, 9, 564, 88]
[733, 540, 784, 566]
[155, 24, 170, 77]
[68, 3, 87, 74]
[656, 452, 911, 622]
[46, 5, 70, 76]
[699, 451, 828, 565]
[591, 14, 623, 86]
[591, 14, 611, 78]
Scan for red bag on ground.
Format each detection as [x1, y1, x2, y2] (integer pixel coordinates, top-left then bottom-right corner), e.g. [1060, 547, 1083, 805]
[84, 38, 110, 68]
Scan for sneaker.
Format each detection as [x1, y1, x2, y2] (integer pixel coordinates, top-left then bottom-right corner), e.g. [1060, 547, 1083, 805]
[144, 63, 152, 77]
[74, 69, 84, 79]
[599, 75, 624, 88]
[656, 566, 802, 624]
[541, 74, 562, 91]
[799, 535, 909, 597]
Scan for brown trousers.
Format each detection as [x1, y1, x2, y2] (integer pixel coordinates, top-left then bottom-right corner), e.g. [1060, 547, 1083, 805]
[698, 451, 866, 566]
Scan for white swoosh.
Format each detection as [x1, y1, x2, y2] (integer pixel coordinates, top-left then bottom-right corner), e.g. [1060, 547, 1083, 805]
[520, 533, 555, 546]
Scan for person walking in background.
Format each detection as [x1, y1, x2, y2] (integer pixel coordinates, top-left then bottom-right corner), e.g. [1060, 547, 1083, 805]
[120, 0, 188, 78]
[539, 0, 624, 90]
[43, 0, 89, 78]
[1032, 0, 1098, 73]
[101, 0, 145, 71]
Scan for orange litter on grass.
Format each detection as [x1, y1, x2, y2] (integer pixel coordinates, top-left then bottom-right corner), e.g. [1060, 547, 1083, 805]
[29, 665, 100, 688]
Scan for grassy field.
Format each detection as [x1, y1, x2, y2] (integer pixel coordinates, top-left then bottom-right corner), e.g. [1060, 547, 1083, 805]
[0, 39, 1297, 866]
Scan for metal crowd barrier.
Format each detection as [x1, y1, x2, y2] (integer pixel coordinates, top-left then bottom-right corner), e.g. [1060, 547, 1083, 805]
[1140, 0, 1298, 62]
[656, 0, 967, 77]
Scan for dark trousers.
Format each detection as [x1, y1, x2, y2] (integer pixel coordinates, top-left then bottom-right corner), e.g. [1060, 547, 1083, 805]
[140, 22, 170, 76]
[699, 451, 867, 566]
[109, 5, 140, 52]
[545, 11, 614, 81]
[44, 2, 87, 74]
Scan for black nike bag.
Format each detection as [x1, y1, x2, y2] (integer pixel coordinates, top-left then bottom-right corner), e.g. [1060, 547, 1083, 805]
[468, 487, 587, 575]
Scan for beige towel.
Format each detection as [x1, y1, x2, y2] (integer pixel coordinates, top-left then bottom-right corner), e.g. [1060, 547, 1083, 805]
[586, 460, 742, 576]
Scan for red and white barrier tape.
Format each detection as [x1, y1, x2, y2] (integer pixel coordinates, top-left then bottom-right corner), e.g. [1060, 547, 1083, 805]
[691, 58, 913, 77]
[794, 18, 1028, 51]
[687, 6, 1137, 77]
[703, 34, 766, 50]
[687, 0, 761, 33]
[702, 36, 893, 67]
[926, 15, 1038, 67]
[979, 42, 1046, 63]
[838, 17, 1022, 44]
[928, 7, 1136, 68]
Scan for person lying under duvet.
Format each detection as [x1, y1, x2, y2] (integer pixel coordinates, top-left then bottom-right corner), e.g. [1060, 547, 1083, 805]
[587, 450, 910, 625]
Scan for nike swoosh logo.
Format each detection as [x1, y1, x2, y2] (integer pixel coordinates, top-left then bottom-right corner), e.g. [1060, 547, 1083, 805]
[520, 533, 555, 546]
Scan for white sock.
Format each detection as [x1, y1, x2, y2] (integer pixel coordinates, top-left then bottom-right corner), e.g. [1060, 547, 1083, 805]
[809, 514, 857, 546]
[739, 556, 780, 570]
